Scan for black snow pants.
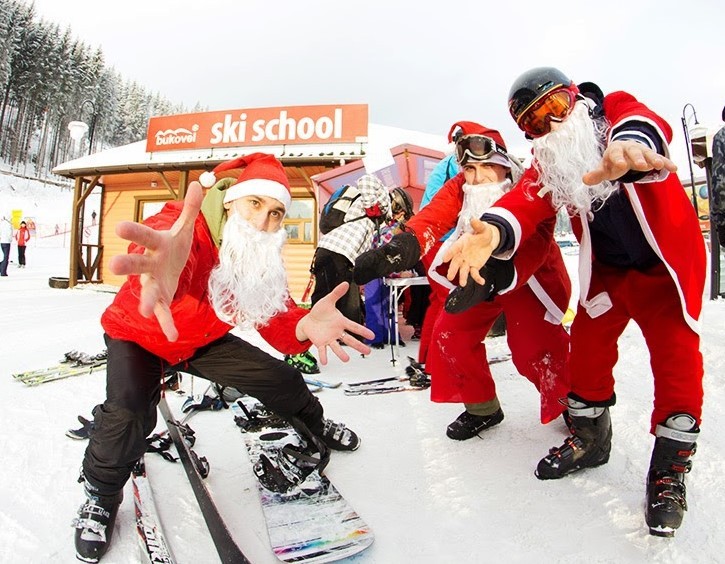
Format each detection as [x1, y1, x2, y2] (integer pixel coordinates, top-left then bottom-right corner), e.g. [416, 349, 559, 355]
[82, 332, 323, 496]
[310, 247, 364, 326]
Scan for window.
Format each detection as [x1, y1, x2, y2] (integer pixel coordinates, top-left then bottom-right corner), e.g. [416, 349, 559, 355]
[135, 195, 172, 222]
[283, 198, 315, 244]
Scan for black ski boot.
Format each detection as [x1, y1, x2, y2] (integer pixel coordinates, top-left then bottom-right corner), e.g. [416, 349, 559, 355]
[73, 480, 123, 563]
[536, 397, 612, 480]
[645, 413, 699, 537]
[446, 408, 504, 440]
[321, 419, 361, 451]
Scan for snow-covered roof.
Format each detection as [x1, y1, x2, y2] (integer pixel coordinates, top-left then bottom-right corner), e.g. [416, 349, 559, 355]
[52, 123, 451, 178]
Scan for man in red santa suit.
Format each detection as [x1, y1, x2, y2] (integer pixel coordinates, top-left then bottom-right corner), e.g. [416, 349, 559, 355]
[445, 67, 706, 537]
[354, 121, 571, 440]
[73, 153, 374, 563]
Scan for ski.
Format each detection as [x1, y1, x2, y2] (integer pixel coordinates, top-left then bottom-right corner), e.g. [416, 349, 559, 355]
[344, 384, 429, 396]
[157, 396, 251, 563]
[13, 349, 108, 386]
[303, 376, 342, 389]
[346, 374, 406, 387]
[345, 380, 430, 396]
[486, 353, 512, 365]
[132, 457, 176, 563]
[344, 354, 511, 395]
[345, 356, 431, 394]
[13, 360, 107, 386]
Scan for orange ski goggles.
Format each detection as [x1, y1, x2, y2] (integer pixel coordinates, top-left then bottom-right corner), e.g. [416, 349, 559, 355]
[514, 86, 578, 138]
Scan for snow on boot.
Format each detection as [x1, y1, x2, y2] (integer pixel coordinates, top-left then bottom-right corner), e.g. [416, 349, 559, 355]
[646, 413, 699, 537]
[536, 399, 611, 480]
[446, 408, 504, 440]
[73, 487, 122, 563]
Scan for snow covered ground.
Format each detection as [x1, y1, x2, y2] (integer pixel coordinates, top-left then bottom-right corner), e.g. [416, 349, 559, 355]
[1, 222, 725, 562]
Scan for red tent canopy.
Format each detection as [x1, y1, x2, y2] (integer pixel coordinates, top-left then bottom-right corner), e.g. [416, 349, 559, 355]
[311, 143, 446, 213]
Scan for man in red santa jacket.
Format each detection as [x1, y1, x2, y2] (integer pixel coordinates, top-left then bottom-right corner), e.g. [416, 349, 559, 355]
[445, 67, 705, 537]
[354, 121, 571, 440]
[73, 153, 374, 563]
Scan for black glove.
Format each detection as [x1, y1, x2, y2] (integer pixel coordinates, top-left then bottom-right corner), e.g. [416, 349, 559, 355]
[353, 231, 421, 285]
[444, 258, 514, 314]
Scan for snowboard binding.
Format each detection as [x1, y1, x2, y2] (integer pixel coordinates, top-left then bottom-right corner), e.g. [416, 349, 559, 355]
[254, 434, 330, 494]
[405, 357, 431, 388]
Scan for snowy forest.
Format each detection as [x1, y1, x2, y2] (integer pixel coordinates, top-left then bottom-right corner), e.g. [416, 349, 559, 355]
[0, 0, 194, 178]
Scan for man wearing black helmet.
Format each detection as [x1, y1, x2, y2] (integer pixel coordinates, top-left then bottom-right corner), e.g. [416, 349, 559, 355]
[444, 67, 706, 537]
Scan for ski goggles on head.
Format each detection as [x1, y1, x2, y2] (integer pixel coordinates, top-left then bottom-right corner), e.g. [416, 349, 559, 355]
[514, 86, 578, 138]
[454, 134, 509, 166]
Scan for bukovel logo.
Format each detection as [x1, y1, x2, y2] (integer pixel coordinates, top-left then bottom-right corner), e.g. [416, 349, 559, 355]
[154, 124, 199, 146]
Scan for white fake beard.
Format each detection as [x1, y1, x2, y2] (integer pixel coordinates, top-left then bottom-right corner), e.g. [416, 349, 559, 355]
[208, 213, 289, 328]
[532, 101, 616, 215]
[456, 179, 511, 236]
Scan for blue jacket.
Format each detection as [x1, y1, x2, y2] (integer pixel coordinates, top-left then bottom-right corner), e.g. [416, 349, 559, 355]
[421, 153, 459, 242]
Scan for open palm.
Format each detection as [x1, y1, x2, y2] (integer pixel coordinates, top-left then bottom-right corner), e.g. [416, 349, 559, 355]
[109, 182, 203, 341]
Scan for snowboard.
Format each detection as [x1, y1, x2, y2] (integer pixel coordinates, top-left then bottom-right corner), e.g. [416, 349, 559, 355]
[231, 397, 374, 563]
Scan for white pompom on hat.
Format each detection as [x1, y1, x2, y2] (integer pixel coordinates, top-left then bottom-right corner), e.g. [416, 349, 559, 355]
[199, 153, 291, 210]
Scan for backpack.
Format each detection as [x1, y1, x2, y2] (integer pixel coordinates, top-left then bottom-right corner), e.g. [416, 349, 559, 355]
[319, 184, 366, 234]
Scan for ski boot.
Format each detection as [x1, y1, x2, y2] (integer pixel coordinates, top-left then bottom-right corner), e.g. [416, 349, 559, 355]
[536, 397, 612, 479]
[446, 408, 504, 440]
[73, 479, 122, 563]
[285, 351, 320, 374]
[321, 418, 360, 451]
[645, 413, 698, 537]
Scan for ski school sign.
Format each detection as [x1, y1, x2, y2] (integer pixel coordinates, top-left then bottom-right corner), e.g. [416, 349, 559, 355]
[146, 104, 368, 153]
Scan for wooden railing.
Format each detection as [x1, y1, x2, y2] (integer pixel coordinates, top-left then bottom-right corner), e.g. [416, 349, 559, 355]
[76, 244, 103, 282]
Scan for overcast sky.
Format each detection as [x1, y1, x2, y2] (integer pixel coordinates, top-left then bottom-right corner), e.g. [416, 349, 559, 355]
[29, 0, 724, 173]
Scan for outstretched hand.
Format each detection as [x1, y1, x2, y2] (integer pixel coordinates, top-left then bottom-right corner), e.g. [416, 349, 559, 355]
[443, 218, 499, 287]
[582, 139, 677, 186]
[108, 182, 204, 342]
[295, 282, 374, 364]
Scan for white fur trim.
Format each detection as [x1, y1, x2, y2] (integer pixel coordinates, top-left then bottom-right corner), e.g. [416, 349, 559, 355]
[622, 183, 702, 334]
[223, 178, 291, 210]
[609, 116, 671, 159]
[486, 206, 522, 259]
[199, 171, 216, 188]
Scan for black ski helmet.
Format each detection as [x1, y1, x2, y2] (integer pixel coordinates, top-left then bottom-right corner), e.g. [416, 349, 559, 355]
[390, 187, 414, 220]
[508, 67, 575, 124]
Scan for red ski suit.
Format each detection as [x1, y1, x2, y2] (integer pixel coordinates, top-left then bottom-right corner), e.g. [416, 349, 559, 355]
[406, 174, 571, 423]
[483, 91, 705, 432]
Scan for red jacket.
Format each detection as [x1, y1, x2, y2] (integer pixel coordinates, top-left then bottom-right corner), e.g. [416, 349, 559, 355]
[485, 91, 705, 333]
[101, 202, 310, 364]
[406, 174, 570, 322]
[15, 227, 30, 246]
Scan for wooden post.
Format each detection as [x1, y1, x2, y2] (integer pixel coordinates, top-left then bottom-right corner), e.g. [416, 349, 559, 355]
[69, 177, 83, 287]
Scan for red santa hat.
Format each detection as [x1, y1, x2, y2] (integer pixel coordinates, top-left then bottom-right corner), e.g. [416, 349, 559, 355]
[199, 153, 291, 210]
[447, 121, 512, 169]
